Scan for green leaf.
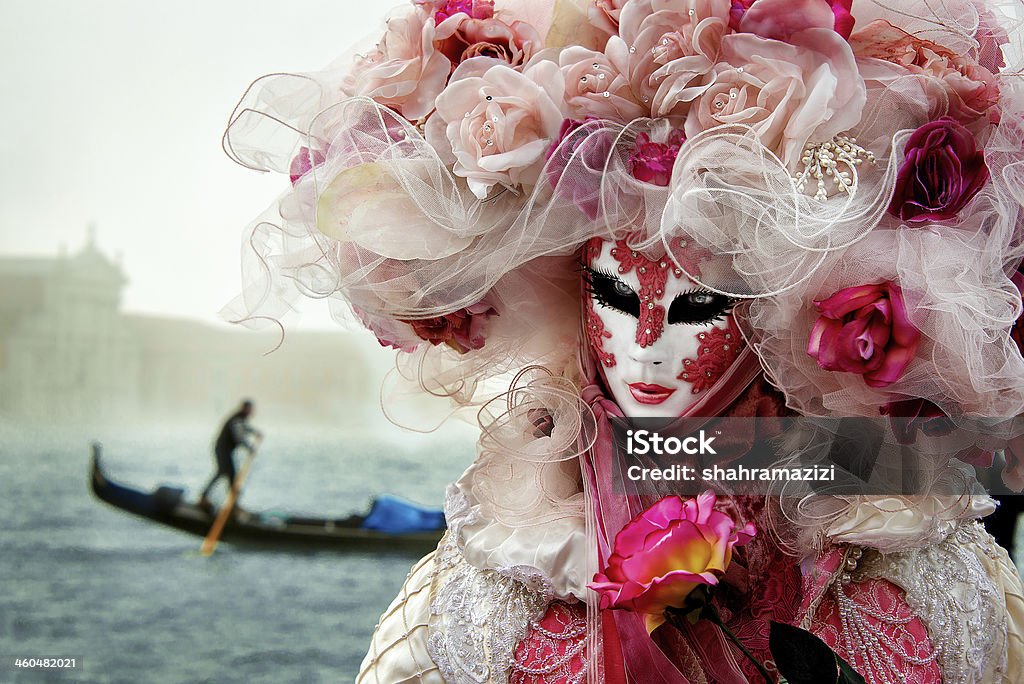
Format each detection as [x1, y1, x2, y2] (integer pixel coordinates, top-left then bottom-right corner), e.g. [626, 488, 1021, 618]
[769, 622, 867, 684]
[837, 659, 868, 684]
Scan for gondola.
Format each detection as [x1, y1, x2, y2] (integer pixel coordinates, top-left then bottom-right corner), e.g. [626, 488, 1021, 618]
[89, 444, 445, 553]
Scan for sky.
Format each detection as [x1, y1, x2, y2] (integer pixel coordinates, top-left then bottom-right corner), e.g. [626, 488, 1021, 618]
[0, 1, 392, 328]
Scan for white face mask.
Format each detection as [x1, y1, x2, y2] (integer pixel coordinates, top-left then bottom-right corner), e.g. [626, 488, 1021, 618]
[584, 239, 741, 418]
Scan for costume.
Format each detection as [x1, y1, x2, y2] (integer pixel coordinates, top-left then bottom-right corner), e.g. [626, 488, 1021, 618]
[224, 1, 1024, 681]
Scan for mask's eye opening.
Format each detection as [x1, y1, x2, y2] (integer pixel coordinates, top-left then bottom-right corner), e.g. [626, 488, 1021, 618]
[667, 289, 735, 326]
[583, 265, 641, 319]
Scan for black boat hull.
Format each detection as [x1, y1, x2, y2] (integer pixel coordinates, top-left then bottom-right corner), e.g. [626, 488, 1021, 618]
[89, 445, 444, 553]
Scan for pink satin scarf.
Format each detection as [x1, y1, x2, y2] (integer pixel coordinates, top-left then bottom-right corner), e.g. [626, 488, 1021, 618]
[580, 346, 764, 683]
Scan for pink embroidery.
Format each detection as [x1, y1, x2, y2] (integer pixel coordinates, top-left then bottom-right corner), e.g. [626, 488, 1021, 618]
[510, 601, 588, 684]
[581, 237, 603, 264]
[678, 317, 744, 393]
[608, 239, 674, 347]
[585, 299, 616, 368]
[583, 238, 616, 367]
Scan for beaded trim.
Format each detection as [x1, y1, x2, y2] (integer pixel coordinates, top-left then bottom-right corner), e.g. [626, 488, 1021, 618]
[793, 134, 876, 201]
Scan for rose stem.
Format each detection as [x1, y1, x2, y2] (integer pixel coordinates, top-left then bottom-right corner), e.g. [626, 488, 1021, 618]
[665, 605, 774, 683]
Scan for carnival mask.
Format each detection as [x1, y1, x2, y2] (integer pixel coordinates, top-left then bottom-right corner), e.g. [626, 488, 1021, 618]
[584, 238, 742, 418]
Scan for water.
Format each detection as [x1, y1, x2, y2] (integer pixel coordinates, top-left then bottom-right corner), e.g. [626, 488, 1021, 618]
[0, 424, 475, 683]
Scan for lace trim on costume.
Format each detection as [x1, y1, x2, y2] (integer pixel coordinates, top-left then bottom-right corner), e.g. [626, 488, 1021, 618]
[499, 565, 557, 598]
[509, 601, 588, 684]
[428, 533, 549, 684]
[445, 485, 479, 542]
[858, 522, 1009, 683]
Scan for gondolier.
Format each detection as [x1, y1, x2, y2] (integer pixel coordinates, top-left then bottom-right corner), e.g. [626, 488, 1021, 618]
[198, 399, 262, 513]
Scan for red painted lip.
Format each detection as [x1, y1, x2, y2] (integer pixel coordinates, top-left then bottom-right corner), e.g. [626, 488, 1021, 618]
[627, 382, 676, 405]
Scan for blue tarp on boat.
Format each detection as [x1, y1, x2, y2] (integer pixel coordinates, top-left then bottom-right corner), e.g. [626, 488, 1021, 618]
[361, 494, 445, 534]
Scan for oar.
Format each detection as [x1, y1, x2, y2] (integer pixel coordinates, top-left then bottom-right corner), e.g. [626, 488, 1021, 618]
[200, 438, 260, 557]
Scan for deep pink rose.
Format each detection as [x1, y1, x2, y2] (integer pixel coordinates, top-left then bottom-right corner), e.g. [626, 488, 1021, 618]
[807, 282, 921, 388]
[401, 301, 497, 353]
[421, 0, 494, 22]
[729, 0, 755, 31]
[288, 147, 326, 185]
[880, 397, 953, 445]
[731, 0, 854, 39]
[889, 117, 990, 224]
[589, 492, 755, 633]
[628, 130, 685, 187]
[544, 117, 610, 219]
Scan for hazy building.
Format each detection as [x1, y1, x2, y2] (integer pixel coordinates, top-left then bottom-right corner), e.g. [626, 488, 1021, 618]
[0, 230, 139, 423]
[0, 232, 370, 427]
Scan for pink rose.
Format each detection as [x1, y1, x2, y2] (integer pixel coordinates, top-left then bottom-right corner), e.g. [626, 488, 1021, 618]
[616, 0, 732, 119]
[849, 20, 999, 128]
[427, 59, 566, 199]
[434, 10, 541, 69]
[344, 6, 452, 122]
[400, 301, 497, 353]
[628, 129, 685, 186]
[807, 282, 921, 388]
[589, 492, 755, 633]
[888, 117, 989, 224]
[686, 29, 865, 166]
[588, 0, 626, 40]
[559, 44, 646, 122]
[352, 305, 422, 353]
[732, 0, 855, 41]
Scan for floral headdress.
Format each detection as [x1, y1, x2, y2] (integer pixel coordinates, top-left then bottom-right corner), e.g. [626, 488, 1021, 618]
[225, 3, 1024, 680]
[224, 0, 1024, 467]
